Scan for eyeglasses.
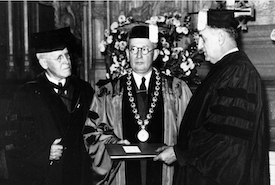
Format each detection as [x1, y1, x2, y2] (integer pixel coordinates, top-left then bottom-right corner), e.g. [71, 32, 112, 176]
[47, 53, 71, 63]
[129, 46, 155, 55]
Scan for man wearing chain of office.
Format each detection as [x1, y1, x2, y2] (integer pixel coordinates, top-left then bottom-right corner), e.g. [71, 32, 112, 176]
[83, 24, 192, 185]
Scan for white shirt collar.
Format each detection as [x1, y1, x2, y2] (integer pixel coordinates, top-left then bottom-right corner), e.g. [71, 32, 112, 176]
[218, 47, 239, 61]
[45, 73, 66, 86]
[45, 73, 67, 94]
[132, 70, 152, 90]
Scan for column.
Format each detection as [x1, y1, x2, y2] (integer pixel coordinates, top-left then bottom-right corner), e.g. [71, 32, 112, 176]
[82, 1, 88, 81]
[90, 1, 107, 89]
[82, 1, 94, 85]
[22, 0, 34, 79]
[6, 1, 18, 79]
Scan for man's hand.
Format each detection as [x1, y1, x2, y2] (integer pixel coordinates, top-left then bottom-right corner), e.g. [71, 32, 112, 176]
[153, 146, 177, 165]
[117, 139, 130, 145]
[49, 138, 63, 161]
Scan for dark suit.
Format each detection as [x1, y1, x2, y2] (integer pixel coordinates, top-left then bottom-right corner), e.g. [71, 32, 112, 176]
[5, 72, 94, 185]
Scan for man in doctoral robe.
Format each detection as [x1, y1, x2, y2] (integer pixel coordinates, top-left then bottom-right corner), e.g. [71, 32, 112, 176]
[154, 10, 270, 185]
[83, 24, 192, 185]
[5, 27, 94, 185]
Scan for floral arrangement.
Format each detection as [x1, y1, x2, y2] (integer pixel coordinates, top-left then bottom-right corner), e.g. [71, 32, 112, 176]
[99, 12, 204, 85]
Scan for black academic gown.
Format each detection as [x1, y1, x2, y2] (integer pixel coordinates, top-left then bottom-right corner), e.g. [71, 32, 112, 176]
[174, 51, 270, 185]
[5, 72, 94, 185]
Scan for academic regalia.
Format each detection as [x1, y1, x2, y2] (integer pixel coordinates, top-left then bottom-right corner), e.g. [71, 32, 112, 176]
[83, 23, 192, 185]
[83, 69, 192, 185]
[173, 51, 270, 185]
[5, 72, 94, 185]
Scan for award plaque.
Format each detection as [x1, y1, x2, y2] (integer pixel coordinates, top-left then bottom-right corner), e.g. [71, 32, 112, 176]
[105, 143, 165, 160]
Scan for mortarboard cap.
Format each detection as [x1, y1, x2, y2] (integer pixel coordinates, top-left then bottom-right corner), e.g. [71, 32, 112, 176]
[30, 27, 76, 53]
[128, 23, 159, 43]
[197, 9, 239, 31]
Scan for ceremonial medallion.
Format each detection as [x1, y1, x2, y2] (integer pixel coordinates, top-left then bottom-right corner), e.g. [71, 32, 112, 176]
[126, 68, 161, 143]
[137, 129, 149, 142]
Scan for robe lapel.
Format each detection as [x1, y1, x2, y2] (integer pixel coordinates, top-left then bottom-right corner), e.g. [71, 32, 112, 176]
[37, 74, 71, 137]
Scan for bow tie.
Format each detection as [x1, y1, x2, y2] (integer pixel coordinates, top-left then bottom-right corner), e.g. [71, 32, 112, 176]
[48, 80, 70, 94]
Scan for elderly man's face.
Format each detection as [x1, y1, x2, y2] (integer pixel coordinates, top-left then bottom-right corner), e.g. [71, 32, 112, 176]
[128, 38, 158, 75]
[38, 48, 72, 81]
[198, 27, 221, 64]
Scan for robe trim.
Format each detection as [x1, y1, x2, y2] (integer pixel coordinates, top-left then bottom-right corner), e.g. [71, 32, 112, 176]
[87, 110, 99, 120]
[217, 87, 257, 104]
[204, 122, 252, 141]
[210, 104, 256, 122]
[83, 125, 96, 134]
[86, 134, 96, 145]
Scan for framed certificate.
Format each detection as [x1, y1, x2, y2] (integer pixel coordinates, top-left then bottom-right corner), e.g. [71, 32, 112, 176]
[105, 143, 165, 160]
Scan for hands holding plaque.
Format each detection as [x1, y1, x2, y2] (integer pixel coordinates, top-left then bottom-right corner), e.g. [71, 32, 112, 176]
[105, 141, 177, 165]
[153, 146, 177, 165]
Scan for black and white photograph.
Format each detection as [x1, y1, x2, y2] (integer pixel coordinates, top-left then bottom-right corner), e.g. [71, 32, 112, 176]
[0, 1, 274, 185]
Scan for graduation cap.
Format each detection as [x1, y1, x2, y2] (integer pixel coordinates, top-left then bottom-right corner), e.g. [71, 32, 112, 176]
[118, 23, 159, 43]
[30, 27, 76, 53]
[197, 9, 240, 31]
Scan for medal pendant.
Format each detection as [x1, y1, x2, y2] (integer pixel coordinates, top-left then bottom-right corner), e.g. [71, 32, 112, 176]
[137, 129, 149, 142]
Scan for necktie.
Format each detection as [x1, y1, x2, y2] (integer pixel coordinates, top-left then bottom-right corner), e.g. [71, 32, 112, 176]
[140, 77, 146, 92]
[139, 77, 147, 101]
[57, 82, 65, 95]
[58, 83, 71, 111]
[137, 77, 147, 120]
[139, 77, 147, 185]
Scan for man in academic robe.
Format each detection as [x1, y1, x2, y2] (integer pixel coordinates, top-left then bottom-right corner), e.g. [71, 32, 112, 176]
[83, 24, 192, 185]
[153, 10, 270, 185]
[5, 27, 94, 185]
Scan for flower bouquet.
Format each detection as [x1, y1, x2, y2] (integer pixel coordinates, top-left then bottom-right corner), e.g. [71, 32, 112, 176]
[99, 12, 204, 85]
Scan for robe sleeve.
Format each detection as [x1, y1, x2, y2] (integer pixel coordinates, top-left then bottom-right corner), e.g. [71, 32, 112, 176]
[83, 88, 122, 185]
